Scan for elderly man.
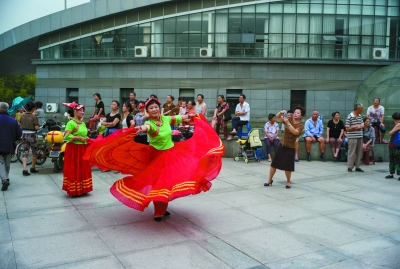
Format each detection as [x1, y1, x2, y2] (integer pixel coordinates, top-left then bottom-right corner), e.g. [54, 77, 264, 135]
[346, 103, 365, 172]
[304, 111, 325, 161]
[0, 102, 22, 191]
[366, 98, 386, 143]
[227, 94, 250, 140]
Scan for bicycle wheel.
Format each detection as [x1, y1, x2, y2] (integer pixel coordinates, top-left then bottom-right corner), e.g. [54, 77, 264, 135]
[36, 146, 48, 165]
[17, 144, 32, 165]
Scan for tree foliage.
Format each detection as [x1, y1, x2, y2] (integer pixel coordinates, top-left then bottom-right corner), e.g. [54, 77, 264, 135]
[0, 74, 36, 104]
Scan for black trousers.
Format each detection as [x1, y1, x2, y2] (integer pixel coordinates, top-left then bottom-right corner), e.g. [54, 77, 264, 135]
[231, 117, 248, 131]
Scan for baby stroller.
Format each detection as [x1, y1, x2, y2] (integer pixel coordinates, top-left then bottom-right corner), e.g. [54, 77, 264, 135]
[234, 129, 263, 163]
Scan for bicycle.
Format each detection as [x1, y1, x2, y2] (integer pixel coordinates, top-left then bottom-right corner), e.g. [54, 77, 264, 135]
[16, 123, 50, 166]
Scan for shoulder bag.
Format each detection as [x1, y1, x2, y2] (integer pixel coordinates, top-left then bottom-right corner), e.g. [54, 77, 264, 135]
[393, 130, 400, 147]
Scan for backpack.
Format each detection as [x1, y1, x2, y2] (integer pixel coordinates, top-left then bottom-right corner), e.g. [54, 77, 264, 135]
[248, 129, 262, 148]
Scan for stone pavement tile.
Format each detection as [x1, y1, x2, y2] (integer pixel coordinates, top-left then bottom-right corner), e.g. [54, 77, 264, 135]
[0, 220, 9, 243]
[219, 174, 269, 187]
[195, 236, 262, 269]
[279, 216, 376, 248]
[301, 180, 363, 193]
[13, 230, 112, 269]
[239, 201, 317, 225]
[7, 205, 76, 219]
[355, 245, 400, 269]
[337, 189, 400, 211]
[376, 184, 400, 195]
[43, 256, 125, 269]
[0, 213, 6, 220]
[327, 208, 400, 234]
[79, 204, 153, 229]
[4, 194, 73, 214]
[116, 241, 231, 269]
[171, 194, 231, 216]
[208, 189, 279, 208]
[0, 242, 16, 269]
[211, 179, 238, 190]
[180, 207, 268, 235]
[385, 230, 400, 242]
[265, 249, 349, 269]
[252, 185, 319, 201]
[3, 180, 62, 199]
[325, 193, 375, 208]
[9, 210, 92, 240]
[332, 174, 392, 188]
[165, 213, 213, 241]
[316, 259, 376, 269]
[66, 189, 121, 208]
[219, 226, 325, 264]
[333, 235, 400, 258]
[286, 195, 363, 215]
[95, 221, 189, 254]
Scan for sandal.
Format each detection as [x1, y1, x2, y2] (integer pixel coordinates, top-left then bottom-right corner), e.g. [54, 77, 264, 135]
[385, 175, 394, 179]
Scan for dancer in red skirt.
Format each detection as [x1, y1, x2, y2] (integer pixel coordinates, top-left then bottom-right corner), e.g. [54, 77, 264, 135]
[84, 98, 224, 221]
[62, 102, 92, 196]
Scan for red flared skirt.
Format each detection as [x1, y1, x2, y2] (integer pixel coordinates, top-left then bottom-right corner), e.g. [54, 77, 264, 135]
[63, 143, 93, 196]
[84, 114, 225, 211]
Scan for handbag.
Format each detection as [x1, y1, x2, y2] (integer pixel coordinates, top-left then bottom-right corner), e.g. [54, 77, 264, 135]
[223, 109, 232, 121]
[393, 130, 400, 147]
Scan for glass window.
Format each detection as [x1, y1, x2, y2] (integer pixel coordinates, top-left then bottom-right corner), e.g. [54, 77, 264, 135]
[255, 14, 269, 34]
[164, 18, 176, 33]
[350, 0, 361, 4]
[350, 5, 361, 15]
[189, 34, 201, 43]
[242, 5, 255, 13]
[389, 7, 399, 16]
[226, 89, 242, 114]
[389, 0, 399, 6]
[324, 5, 336, 14]
[242, 14, 255, 34]
[152, 20, 163, 33]
[375, 6, 387, 16]
[284, 3, 296, 13]
[189, 13, 202, 32]
[290, 90, 306, 108]
[270, 3, 283, 13]
[362, 6, 374, 15]
[376, 0, 387, 5]
[164, 34, 175, 43]
[256, 3, 269, 13]
[177, 34, 189, 43]
[310, 4, 323, 14]
[337, 0, 349, 3]
[228, 12, 241, 33]
[67, 88, 79, 103]
[179, 89, 195, 102]
[337, 5, 349, 14]
[127, 25, 139, 34]
[363, 0, 374, 4]
[297, 4, 309, 13]
[177, 16, 189, 33]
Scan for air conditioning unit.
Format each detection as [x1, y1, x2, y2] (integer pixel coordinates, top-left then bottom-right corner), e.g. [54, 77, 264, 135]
[200, 48, 212, 57]
[373, 48, 387, 60]
[135, 46, 148, 57]
[46, 103, 59, 113]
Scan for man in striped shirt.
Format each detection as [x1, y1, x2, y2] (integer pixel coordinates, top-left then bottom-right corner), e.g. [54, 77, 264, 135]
[346, 103, 365, 172]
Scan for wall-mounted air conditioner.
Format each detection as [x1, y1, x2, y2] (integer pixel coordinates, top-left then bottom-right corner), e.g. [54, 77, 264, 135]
[135, 46, 148, 57]
[200, 48, 212, 57]
[373, 48, 387, 60]
[46, 103, 59, 113]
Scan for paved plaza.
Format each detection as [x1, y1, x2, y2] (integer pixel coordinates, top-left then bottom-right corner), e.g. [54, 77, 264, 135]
[1, 158, 400, 269]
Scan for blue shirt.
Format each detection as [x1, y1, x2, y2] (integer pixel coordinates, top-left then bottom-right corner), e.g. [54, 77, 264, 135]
[304, 118, 324, 137]
[0, 112, 22, 153]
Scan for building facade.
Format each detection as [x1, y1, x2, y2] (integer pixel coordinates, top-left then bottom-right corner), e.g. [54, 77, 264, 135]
[1, 0, 400, 125]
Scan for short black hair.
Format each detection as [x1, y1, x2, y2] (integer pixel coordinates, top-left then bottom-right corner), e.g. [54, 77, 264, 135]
[26, 101, 36, 112]
[124, 101, 133, 113]
[112, 100, 120, 107]
[240, 94, 246, 99]
[287, 109, 294, 114]
[150, 94, 158, 99]
[197, 94, 204, 99]
[268, 113, 276, 121]
[93, 93, 101, 100]
[363, 117, 370, 123]
[34, 101, 43, 108]
[187, 100, 195, 106]
[331, 111, 340, 118]
[218, 94, 225, 101]
[392, 112, 400, 120]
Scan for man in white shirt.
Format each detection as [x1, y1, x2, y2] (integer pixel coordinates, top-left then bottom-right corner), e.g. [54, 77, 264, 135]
[366, 98, 386, 143]
[227, 94, 250, 141]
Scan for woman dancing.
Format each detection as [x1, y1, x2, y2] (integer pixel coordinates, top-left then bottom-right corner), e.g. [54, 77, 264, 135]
[84, 98, 224, 221]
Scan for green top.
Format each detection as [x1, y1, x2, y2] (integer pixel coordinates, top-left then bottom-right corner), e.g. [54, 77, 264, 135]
[145, 115, 182, 150]
[64, 119, 89, 144]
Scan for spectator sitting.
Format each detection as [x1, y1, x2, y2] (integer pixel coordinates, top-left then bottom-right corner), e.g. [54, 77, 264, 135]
[180, 101, 187, 115]
[264, 113, 280, 162]
[184, 100, 196, 126]
[326, 111, 345, 161]
[227, 94, 250, 140]
[304, 111, 326, 161]
[162, 95, 176, 116]
[362, 118, 375, 153]
[130, 99, 139, 116]
[366, 98, 386, 143]
[195, 94, 207, 115]
[281, 109, 300, 162]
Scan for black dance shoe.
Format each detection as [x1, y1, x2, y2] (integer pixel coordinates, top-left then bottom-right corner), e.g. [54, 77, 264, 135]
[264, 180, 273, 186]
[154, 217, 162, 222]
[163, 211, 171, 216]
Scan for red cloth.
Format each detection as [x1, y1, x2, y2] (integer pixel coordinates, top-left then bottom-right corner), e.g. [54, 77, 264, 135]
[63, 143, 93, 196]
[84, 114, 225, 211]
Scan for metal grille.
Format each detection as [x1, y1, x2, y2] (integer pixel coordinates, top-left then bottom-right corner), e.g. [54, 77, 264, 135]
[115, 13, 126, 26]
[177, 1, 189, 13]
[60, 29, 70, 41]
[103, 17, 114, 29]
[39, 35, 50, 47]
[216, 0, 229, 6]
[69, 26, 81, 38]
[164, 2, 176, 15]
[203, 0, 215, 8]
[81, 23, 91, 35]
[230, 0, 242, 4]
[92, 20, 102, 32]
[190, 0, 202, 11]
[139, 9, 150, 21]
[151, 5, 163, 18]
[127, 11, 138, 23]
